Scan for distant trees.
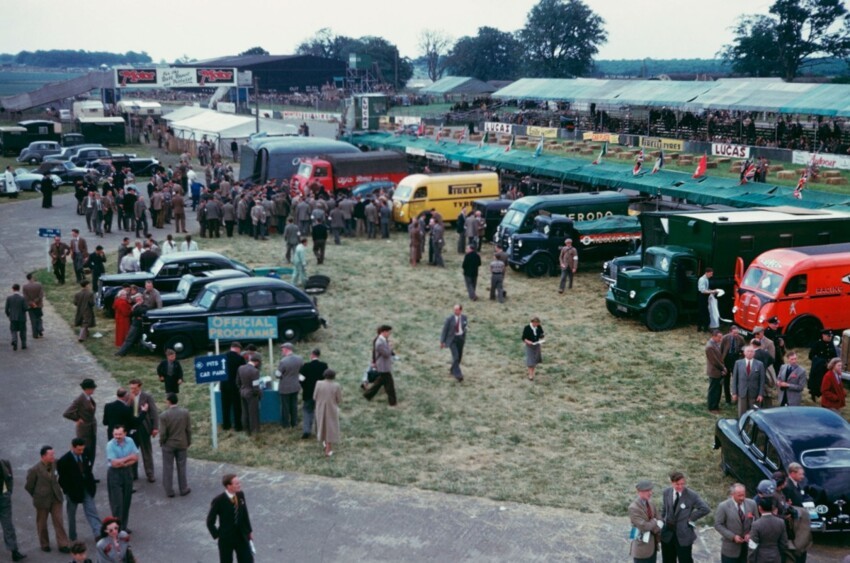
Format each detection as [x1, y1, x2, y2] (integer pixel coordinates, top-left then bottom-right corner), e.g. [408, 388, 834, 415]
[239, 47, 269, 56]
[447, 27, 523, 81]
[10, 50, 152, 67]
[418, 29, 452, 82]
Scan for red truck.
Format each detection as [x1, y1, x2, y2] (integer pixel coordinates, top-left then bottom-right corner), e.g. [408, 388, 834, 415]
[290, 151, 408, 196]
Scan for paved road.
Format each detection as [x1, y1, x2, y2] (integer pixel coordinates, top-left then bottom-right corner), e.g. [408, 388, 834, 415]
[0, 193, 845, 562]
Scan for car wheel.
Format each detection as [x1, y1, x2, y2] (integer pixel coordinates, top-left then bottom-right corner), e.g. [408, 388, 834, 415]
[280, 326, 301, 342]
[509, 263, 520, 272]
[526, 256, 551, 278]
[644, 298, 678, 331]
[785, 316, 822, 348]
[606, 300, 628, 318]
[165, 336, 194, 359]
[32, 182, 41, 192]
[29, 157, 38, 165]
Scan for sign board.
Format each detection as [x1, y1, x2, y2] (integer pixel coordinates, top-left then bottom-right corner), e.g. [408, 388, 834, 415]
[207, 316, 278, 340]
[114, 67, 237, 88]
[38, 228, 61, 238]
[712, 143, 750, 159]
[194, 354, 229, 384]
[526, 125, 558, 139]
[484, 122, 513, 134]
[639, 136, 684, 152]
[793, 150, 850, 171]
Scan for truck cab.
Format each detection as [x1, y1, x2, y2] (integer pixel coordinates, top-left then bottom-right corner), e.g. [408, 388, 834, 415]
[508, 215, 579, 277]
[292, 158, 333, 195]
[606, 246, 700, 331]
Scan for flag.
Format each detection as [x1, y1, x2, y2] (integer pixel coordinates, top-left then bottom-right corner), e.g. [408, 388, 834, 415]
[739, 159, 756, 185]
[477, 131, 489, 148]
[416, 121, 425, 136]
[632, 149, 644, 175]
[692, 153, 707, 178]
[435, 123, 444, 142]
[591, 142, 608, 165]
[505, 134, 515, 152]
[533, 136, 544, 157]
[794, 169, 808, 199]
[651, 150, 664, 174]
[457, 129, 467, 145]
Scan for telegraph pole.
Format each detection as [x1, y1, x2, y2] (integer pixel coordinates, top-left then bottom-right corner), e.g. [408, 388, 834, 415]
[254, 76, 260, 133]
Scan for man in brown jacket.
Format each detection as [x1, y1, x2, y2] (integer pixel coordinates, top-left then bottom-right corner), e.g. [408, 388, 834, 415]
[628, 480, 662, 562]
[159, 393, 192, 498]
[172, 191, 187, 233]
[25, 446, 70, 553]
[63, 379, 98, 464]
[22, 272, 44, 339]
[706, 329, 727, 414]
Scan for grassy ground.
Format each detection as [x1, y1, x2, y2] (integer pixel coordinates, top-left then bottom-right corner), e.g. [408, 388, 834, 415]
[38, 227, 840, 521]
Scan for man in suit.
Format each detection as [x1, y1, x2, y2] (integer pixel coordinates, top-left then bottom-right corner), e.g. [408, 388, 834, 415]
[25, 446, 71, 553]
[731, 345, 765, 418]
[128, 379, 159, 482]
[783, 463, 809, 507]
[4, 284, 27, 351]
[157, 349, 184, 394]
[159, 393, 192, 498]
[364, 325, 396, 405]
[102, 388, 132, 441]
[714, 483, 757, 563]
[49, 235, 70, 285]
[720, 326, 745, 405]
[222, 342, 245, 432]
[62, 379, 98, 465]
[22, 273, 44, 339]
[277, 343, 304, 429]
[207, 473, 253, 563]
[705, 329, 727, 414]
[748, 496, 788, 561]
[660, 471, 710, 563]
[440, 304, 468, 382]
[56, 438, 100, 542]
[628, 480, 662, 563]
[237, 355, 263, 435]
[0, 455, 26, 561]
[300, 348, 327, 440]
[777, 352, 807, 407]
[68, 229, 89, 284]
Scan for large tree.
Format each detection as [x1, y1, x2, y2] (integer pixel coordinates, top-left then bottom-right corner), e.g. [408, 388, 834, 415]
[519, 0, 607, 78]
[418, 29, 452, 82]
[239, 46, 269, 56]
[447, 27, 523, 81]
[721, 0, 850, 81]
[295, 28, 356, 61]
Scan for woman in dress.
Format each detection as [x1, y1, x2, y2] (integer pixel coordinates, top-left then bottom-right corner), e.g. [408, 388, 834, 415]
[315, 368, 342, 457]
[522, 316, 544, 381]
[113, 288, 133, 347]
[96, 517, 132, 563]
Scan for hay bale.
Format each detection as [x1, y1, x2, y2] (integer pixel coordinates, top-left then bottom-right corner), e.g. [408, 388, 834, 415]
[775, 170, 797, 180]
[825, 177, 848, 185]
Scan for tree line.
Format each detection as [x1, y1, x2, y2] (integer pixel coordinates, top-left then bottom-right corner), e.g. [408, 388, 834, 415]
[0, 50, 152, 68]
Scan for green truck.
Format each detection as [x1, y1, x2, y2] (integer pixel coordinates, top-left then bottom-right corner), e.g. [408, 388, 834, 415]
[605, 207, 850, 331]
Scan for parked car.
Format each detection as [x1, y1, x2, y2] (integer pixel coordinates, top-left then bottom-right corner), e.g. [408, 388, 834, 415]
[142, 277, 324, 358]
[71, 147, 112, 167]
[37, 161, 93, 184]
[351, 180, 396, 199]
[0, 168, 63, 192]
[96, 251, 252, 314]
[16, 141, 62, 164]
[44, 144, 105, 163]
[89, 155, 160, 177]
[160, 269, 251, 308]
[715, 407, 850, 532]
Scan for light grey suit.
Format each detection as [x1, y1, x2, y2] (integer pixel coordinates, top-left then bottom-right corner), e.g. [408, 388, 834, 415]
[440, 314, 468, 381]
[714, 496, 758, 560]
[159, 405, 191, 496]
[732, 358, 766, 417]
[660, 486, 710, 558]
[777, 363, 807, 407]
[748, 513, 787, 562]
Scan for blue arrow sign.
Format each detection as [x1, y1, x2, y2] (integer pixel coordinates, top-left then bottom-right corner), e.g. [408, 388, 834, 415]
[38, 228, 61, 238]
[194, 354, 229, 384]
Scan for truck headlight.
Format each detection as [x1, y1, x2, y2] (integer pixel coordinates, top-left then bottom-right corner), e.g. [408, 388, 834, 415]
[758, 315, 765, 324]
[732, 306, 738, 313]
[629, 290, 636, 299]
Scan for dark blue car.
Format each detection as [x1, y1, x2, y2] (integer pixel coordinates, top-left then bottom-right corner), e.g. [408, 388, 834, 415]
[352, 180, 395, 199]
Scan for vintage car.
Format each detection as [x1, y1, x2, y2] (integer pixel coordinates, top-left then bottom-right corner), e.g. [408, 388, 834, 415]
[89, 155, 161, 177]
[715, 407, 850, 532]
[351, 180, 395, 199]
[16, 141, 62, 164]
[0, 168, 63, 192]
[142, 277, 324, 358]
[97, 251, 252, 314]
[160, 269, 251, 308]
[37, 160, 94, 184]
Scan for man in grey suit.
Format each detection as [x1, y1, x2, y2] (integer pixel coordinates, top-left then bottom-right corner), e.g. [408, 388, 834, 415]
[5, 284, 27, 351]
[731, 345, 765, 418]
[777, 351, 807, 407]
[128, 379, 159, 482]
[660, 471, 710, 563]
[277, 342, 304, 429]
[159, 393, 191, 498]
[748, 497, 787, 562]
[364, 325, 396, 405]
[714, 483, 757, 563]
[0, 456, 26, 561]
[440, 304, 468, 382]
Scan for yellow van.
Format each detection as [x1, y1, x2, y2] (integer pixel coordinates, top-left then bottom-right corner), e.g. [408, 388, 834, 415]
[391, 172, 499, 225]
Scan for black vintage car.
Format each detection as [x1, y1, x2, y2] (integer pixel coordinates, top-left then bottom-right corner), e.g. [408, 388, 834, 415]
[142, 278, 323, 358]
[90, 155, 161, 177]
[160, 269, 251, 308]
[37, 160, 92, 184]
[97, 251, 252, 314]
[715, 407, 850, 532]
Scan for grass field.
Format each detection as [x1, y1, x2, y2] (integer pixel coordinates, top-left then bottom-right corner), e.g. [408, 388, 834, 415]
[37, 225, 842, 522]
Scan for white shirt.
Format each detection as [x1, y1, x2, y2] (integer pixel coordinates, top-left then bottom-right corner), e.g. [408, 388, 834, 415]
[161, 241, 177, 256]
[180, 241, 199, 252]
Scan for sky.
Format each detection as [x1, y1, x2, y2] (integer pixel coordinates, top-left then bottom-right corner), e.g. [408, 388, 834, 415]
[2, 0, 775, 62]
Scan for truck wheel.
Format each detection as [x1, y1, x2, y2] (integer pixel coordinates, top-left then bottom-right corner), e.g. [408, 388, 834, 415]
[785, 317, 822, 349]
[526, 256, 551, 278]
[165, 336, 194, 359]
[645, 298, 678, 331]
[606, 300, 628, 318]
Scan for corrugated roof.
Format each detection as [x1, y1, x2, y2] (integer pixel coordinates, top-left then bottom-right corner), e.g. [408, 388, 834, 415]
[421, 76, 497, 95]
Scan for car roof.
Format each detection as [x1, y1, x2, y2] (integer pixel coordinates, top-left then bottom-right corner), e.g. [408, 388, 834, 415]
[189, 269, 250, 281]
[751, 407, 850, 451]
[160, 251, 229, 263]
[203, 277, 302, 292]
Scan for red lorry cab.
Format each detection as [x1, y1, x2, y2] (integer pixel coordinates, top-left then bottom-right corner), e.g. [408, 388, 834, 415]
[733, 242, 850, 346]
[290, 151, 408, 196]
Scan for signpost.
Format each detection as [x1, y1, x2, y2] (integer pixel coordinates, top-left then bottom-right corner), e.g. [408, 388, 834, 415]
[38, 228, 60, 272]
[203, 317, 279, 447]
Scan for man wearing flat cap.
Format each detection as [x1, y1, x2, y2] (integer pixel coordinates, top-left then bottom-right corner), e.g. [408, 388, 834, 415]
[629, 480, 663, 562]
[63, 380, 98, 465]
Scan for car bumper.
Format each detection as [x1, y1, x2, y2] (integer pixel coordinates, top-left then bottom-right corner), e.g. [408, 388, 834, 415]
[141, 333, 156, 352]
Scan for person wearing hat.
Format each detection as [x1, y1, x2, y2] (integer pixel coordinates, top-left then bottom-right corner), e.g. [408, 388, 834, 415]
[628, 480, 662, 562]
[277, 343, 304, 429]
[714, 483, 757, 563]
[748, 496, 788, 562]
[63, 380, 98, 465]
[660, 471, 710, 563]
[808, 329, 838, 402]
[364, 325, 397, 406]
[752, 326, 776, 365]
[237, 354, 263, 435]
[764, 317, 785, 373]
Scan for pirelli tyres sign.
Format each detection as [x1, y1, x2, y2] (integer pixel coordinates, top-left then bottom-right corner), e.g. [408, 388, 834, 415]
[115, 67, 237, 88]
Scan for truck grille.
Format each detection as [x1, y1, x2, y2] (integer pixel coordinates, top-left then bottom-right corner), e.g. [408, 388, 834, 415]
[737, 292, 763, 328]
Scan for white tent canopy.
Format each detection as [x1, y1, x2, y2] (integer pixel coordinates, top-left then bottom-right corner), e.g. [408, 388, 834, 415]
[168, 109, 297, 156]
[161, 105, 208, 123]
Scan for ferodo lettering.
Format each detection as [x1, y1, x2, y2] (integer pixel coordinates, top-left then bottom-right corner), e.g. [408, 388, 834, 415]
[566, 211, 614, 221]
[448, 183, 483, 195]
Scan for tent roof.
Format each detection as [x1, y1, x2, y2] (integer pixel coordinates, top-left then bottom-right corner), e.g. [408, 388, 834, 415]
[162, 105, 209, 122]
[421, 76, 496, 95]
[170, 112, 296, 139]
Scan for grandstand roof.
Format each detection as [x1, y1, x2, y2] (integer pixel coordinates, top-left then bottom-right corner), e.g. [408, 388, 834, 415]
[421, 76, 497, 95]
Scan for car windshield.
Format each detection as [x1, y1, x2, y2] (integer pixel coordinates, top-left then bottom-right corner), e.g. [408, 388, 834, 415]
[394, 184, 412, 201]
[741, 267, 784, 296]
[801, 448, 850, 469]
[176, 277, 192, 297]
[149, 258, 165, 275]
[643, 250, 671, 273]
[196, 288, 218, 309]
[502, 209, 525, 229]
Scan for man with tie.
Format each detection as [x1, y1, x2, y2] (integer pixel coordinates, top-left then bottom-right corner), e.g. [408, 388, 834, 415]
[660, 471, 710, 563]
[714, 483, 757, 563]
[69, 229, 89, 284]
[159, 393, 192, 498]
[782, 462, 809, 507]
[0, 454, 26, 561]
[720, 326, 745, 405]
[25, 446, 71, 554]
[777, 352, 807, 407]
[62, 379, 98, 465]
[628, 480, 663, 563]
[440, 304, 468, 382]
[128, 379, 159, 483]
[56, 439, 101, 542]
[731, 346, 765, 418]
[207, 474, 254, 563]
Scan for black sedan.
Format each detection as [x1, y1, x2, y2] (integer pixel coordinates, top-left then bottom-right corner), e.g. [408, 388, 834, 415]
[90, 156, 161, 177]
[715, 407, 850, 532]
[97, 251, 252, 314]
[37, 160, 92, 184]
[160, 269, 251, 308]
[142, 277, 323, 358]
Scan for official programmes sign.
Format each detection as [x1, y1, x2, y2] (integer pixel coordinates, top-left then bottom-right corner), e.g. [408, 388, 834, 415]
[207, 316, 278, 340]
[639, 137, 684, 152]
[712, 143, 750, 159]
[115, 67, 237, 88]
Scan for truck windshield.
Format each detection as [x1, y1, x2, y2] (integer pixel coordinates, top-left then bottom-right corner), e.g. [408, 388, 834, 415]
[394, 184, 412, 201]
[296, 163, 312, 178]
[643, 250, 671, 273]
[741, 267, 784, 296]
[502, 209, 525, 229]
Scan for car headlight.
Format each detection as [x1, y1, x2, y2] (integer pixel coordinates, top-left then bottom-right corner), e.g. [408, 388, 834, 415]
[629, 290, 636, 299]
[603, 261, 609, 270]
[516, 240, 522, 248]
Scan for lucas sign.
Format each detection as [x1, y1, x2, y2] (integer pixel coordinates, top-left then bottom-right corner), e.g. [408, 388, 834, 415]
[207, 316, 278, 340]
[712, 143, 750, 159]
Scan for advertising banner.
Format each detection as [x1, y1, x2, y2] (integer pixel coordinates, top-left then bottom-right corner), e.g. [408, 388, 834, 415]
[711, 143, 751, 159]
[115, 67, 237, 88]
[792, 150, 850, 171]
[526, 125, 558, 138]
[582, 132, 617, 142]
[484, 122, 513, 134]
[207, 316, 278, 340]
[280, 111, 341, 122]
[639, 137, 684, 152]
